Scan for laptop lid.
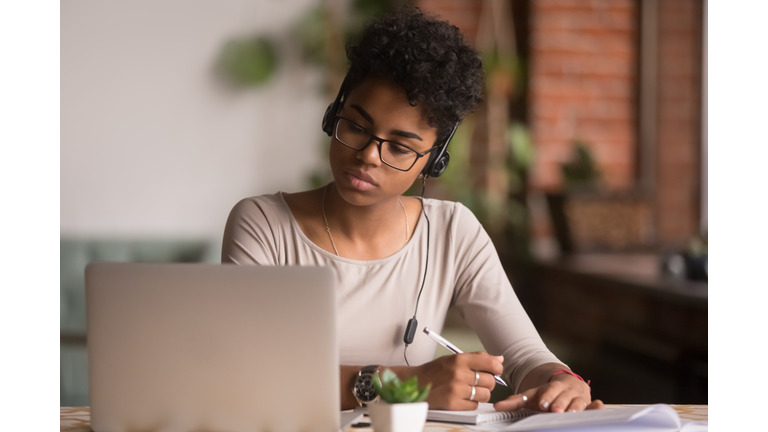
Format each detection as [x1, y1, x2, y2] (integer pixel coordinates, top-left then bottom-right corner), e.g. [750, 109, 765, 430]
[86, 263, 340, 432]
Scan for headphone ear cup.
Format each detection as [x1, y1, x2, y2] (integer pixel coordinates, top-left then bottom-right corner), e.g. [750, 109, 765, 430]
[421, 149, 439, 177]
[429, 152, 450, 178]
[322, 103, 336, 136]
[422, 122, 458, 178]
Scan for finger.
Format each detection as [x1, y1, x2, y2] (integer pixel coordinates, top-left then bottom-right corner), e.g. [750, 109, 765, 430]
[565, 397, 590, 412]
[448, 382, 480, 411]
[428, 382, 481, 411]
[461, 353, 504, 376]
[550, 390, 579, 413]
[535, 381, 567, 412]
[587, 399, 605, 410]
[466, 370, 497, 391]
[468, 351, 502, 360]
[463, 352, 505, 371]
[454, 368, 495, 392]
[494, 388, 536, 412]
[468, 385, 492, 403]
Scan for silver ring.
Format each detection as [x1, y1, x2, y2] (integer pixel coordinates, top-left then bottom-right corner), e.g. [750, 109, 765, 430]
[469, 385, 476, 401]
[521, 394, 528, 403]
[473, 371, 480, 386]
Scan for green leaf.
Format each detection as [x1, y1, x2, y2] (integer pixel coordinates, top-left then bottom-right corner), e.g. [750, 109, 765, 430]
[218, 36, 279, 87]
[381, 388, 392, 402]
[392, 387, 404, 402]
[414, 384, 431, 403]
[373, 369, 431, 403]
[506, 122, 534, 170]
[403, 376, 417, 393]
[373, 373, 383, 393]
[404, 387, 418, 403]
[380, 369, 398, 385]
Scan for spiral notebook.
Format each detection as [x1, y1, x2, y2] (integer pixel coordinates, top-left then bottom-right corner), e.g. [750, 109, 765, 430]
[427, 403, 537, 425]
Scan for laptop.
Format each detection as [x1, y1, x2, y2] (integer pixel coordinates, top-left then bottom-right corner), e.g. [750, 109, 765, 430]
[86, 263, 354, 432]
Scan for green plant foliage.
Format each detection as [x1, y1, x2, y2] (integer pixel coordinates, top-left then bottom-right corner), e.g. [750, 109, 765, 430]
[687, 235, 708, 257]
[352, 0, 395, 18]
[562, 140, 601, 190]
[293, 7, 331, 66]
[372, 369, 431, 404]
[482, 51, 517, 83]
[218, 36, 279, 86]
[506, 122, 533, 172]
[424, 120, 481, 213]
[293, 0, 395, 69]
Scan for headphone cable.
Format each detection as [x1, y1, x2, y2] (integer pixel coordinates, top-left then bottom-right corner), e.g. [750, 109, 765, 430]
[413, 177, 430, 319]
[404, 177, 430, 366]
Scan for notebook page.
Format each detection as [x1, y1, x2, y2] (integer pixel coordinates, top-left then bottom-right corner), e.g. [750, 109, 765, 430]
[680, 419, 708, 432]
[469, 404, 682, 431]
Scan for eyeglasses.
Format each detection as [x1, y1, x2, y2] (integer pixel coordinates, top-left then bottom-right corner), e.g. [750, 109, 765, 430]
[334, 117, 436, 172]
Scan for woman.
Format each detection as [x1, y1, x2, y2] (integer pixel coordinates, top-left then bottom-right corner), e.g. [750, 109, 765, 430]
[222, 7, 603, 413]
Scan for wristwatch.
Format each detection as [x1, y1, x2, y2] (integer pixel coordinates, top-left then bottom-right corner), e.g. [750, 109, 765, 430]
[352, 365, 381, 406]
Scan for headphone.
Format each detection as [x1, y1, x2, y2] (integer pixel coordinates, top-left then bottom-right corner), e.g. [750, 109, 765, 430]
[322, 74, 460, 365]
[322, 75, 458, 179]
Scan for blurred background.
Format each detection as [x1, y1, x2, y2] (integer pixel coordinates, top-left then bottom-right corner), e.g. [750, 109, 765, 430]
[61, 0, 707, 406]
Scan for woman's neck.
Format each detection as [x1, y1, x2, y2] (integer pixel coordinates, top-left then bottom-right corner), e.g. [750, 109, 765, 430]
[323, 183, 406, 244]
[319, 183, 416, 260]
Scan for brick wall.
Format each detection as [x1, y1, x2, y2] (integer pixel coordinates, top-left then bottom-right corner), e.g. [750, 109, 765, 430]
[528, 0, 638, 192]
[416, 0, 703, 250]
[654, 0, 703, 244]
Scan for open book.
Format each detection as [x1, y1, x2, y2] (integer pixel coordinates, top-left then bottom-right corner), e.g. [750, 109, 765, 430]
[467, 404, 707, 432]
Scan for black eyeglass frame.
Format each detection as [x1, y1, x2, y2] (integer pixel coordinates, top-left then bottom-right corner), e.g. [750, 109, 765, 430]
[333, 116, 438, 172]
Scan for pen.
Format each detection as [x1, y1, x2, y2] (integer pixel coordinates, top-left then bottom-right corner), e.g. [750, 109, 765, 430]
[423, 327, 508, 387]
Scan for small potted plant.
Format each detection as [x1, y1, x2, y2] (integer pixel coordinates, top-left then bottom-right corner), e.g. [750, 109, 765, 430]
[368, 369, 431, 432]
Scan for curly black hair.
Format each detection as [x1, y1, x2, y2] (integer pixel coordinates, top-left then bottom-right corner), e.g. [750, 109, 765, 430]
[345, 6, 484, 144]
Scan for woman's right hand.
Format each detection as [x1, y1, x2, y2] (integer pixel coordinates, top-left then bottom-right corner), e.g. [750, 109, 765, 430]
[410, 352, 504, 411]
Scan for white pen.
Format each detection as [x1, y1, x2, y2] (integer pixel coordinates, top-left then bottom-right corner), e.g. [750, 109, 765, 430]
[423, 327, 508, 387]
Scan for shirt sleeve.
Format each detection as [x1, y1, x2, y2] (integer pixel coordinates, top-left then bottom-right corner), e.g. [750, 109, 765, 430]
[221, 197, 280, 265]
[449, 203, 564, 393]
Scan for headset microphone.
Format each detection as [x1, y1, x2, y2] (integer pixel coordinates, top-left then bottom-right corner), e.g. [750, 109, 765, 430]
[404, 318, 419, 345]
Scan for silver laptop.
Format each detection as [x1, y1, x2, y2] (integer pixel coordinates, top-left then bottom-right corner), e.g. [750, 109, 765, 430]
[86, 263, 347, 432]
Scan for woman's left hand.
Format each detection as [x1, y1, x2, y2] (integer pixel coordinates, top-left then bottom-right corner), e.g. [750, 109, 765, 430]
[493, 374, 604, 413]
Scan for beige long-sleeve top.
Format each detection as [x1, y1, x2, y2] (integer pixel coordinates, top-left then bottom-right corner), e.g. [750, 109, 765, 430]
[221, 192, 563, 392]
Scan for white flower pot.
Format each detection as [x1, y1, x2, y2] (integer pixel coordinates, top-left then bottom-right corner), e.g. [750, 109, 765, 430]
[368, 401, 428, 432]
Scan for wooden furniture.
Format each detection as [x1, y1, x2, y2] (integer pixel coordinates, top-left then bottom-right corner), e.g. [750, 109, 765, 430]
[526, 254, 707, 404]
[60, 405, 708, 431]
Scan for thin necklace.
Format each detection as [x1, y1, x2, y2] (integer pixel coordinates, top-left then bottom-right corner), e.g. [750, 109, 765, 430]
[322, 183, 409, 257]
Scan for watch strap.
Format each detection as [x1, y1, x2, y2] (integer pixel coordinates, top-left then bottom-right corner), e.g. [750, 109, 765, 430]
[359, 365, 380, 376]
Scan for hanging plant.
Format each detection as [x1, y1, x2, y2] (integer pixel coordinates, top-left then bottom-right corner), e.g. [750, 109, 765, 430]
[217, 36, 279, 87]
